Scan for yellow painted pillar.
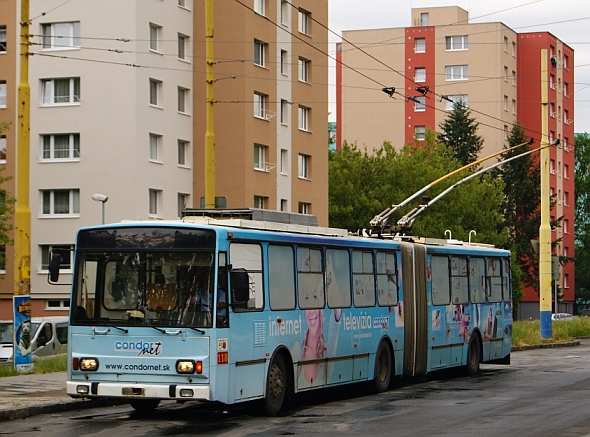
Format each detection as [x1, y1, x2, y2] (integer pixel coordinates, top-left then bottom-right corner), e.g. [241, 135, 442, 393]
[204, 0, 215, 209]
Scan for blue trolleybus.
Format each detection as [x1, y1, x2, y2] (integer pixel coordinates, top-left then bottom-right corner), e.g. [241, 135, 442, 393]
[52, 211, 512, 415]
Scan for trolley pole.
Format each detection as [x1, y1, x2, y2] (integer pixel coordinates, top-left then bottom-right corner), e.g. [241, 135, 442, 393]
[539, 49, 552, 339]
[204, 0, 215, 209]
[15, 0, 31, 297]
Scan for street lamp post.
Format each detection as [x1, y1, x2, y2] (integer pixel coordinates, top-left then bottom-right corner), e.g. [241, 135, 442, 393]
[91, 194, 108, 224]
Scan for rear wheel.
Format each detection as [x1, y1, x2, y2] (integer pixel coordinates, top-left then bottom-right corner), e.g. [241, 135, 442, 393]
[263, 354, 287, 416]
[466, 335, 481, 376]
[373, 341, 392, 393]
[129, 398, 160, 412]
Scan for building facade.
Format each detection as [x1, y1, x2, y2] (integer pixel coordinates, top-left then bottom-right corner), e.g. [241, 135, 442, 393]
[0, 0, 328, 319]
[337, 6, 575, 319]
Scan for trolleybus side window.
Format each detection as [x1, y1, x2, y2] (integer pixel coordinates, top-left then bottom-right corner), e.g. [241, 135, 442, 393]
[268, 244, 296, 310]
[502, 258, 511, 301]
[230, 243, 264, 310]
[325, 248, 351, 308]
[297, 247, 324, 309]
[431, 255, 450, 306]
[451, 257, 468, 304]
[469, 257, 486, 303]
[352, 250, 375, 307]
[487, 257, 502, 303]
[376, 251, 398, 306]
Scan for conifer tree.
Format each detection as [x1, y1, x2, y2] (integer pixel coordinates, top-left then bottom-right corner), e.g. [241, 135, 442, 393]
[437, 100, 483, 166]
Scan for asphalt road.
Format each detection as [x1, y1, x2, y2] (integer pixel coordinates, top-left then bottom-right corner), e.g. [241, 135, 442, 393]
[2, 341, 590, 437]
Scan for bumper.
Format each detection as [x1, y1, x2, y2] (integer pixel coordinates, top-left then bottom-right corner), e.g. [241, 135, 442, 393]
[67, 381, 210, 401]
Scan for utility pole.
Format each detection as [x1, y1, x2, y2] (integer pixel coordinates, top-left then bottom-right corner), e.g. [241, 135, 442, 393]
[204, 0, 215, 209]
[14, 0, 32, 372]
[539, 49, 552, 339]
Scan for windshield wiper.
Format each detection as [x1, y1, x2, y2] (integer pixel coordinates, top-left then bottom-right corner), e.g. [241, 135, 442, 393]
[109, 325, 129, 333]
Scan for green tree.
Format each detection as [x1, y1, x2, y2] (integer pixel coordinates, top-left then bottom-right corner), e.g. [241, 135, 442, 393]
[494, 123, 540, 294]
[437, 100, 484, 166]
[329, 133, 508, 248]
[0, 122, 14, 272]
[574, 133, 590, 303]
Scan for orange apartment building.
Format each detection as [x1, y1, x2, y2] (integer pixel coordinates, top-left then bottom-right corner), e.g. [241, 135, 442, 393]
[337, 6, 575, 319]
[0, 0, 328, 320]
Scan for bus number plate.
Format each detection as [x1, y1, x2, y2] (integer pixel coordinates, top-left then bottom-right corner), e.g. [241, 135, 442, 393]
[218, 351, 229, 365]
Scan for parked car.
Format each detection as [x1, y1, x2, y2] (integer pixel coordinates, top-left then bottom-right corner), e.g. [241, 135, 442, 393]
[0, 316, 68, 364]
[551, 313, 577, 321]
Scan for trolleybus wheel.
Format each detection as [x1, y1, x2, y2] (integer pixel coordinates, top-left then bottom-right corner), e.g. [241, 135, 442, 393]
[129, 398, 160, 412]
[263, 354, 287, 416]
[466, 335, 481, 376]
[373, 341, 392, 393]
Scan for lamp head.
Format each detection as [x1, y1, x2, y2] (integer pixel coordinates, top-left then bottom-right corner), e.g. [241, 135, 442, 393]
[92, 193, 108, 203]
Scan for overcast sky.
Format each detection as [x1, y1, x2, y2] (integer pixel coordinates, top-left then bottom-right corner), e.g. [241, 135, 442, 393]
[328, 0, 590, 132]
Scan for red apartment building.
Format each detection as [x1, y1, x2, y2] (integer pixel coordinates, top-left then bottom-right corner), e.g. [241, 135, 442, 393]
[337, 6, 575, 319]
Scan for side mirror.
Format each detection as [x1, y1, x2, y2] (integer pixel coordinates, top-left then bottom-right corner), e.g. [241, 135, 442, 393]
[230, 268, 249, 309]
[48, 252, 61, 283]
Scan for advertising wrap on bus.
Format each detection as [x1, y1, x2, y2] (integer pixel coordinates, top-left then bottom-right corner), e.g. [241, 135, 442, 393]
[52, 220, 511, 415]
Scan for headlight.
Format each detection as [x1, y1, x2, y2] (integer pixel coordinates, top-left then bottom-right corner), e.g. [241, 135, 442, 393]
[79, 358, 99, 371]
[176, 360, 195, 374]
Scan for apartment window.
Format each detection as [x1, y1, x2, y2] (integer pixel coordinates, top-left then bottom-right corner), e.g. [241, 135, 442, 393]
[564, 274, 569, 289]
[254, 92, 267, 119]
[149, 23, 161, 52]
[564, 82, 569, 97]
[564, 191, 569, 206]
[415, 67, 426, 82]
[149, 79, 161, 106]
[178, 34, 188, 60]
[254, 0, 265, 16]
[504, 95, 508, 111]
[504, 125, 508, 140]
[176, 140, 188, 167]
[254, 40, 266, 67]
[420, 13, 429, 26]
[149, 133, 162, 162]
[281, 0, 289, 25]
[253, 195, 267, 209]
[42, 189, 80, 216]
[178, 87, 189, 113]
[512, 99, 516, 114]
[564, 109, 569, 123]
[254, 144, 267, 171]
[280, 50, 288, 75]
[503, 36, 508, 52]
[149, 189, 161, 216]
[298, 154, 310, 179]
[414, 38, 425, 53]
[41, 245, 72, 271]
[0, 81, 6, 108]
[445, 65, 468, 80]
[550, 159, 556, 174]
[280, 199, 288, 211]
[0, 26, 6, 52]
[298, 9, 310, 35]
[564, 164, 569, 179]
[280, 149, 288, 174]
[414, 126, 426, 141]
[0, 245, 4, 273]
[564, 54, 569, 69]
[0, 136, 6, 163]
[504, 66, 508, 81]
[446, 35, 468, 50]
[512, 41, 516, 56]
[512, 70, 516, 86]
[177, 193, 188, 218]
[280, 99, 289, 124]
[298, 57, 310, 82]
[550, 74, 555, 89]
[178, 0, 188, 8]
[564, 219, 569, 234]
[550, 102, 556, 118]
[298, 105, 310, 131]
[298, 202, 311, 214]
[42, 133, 80, 160]
[41, 78, 80, 105]
[444, 95, 468, 110]
[42, 22, 80, 49]
[414, 96, 425, 112]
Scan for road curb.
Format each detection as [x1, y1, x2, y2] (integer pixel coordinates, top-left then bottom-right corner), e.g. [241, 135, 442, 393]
[0, 397, 127, 422]
[511, 340, 581, 351]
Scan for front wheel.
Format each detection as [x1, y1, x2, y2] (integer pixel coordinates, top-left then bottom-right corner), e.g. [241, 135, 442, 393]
[465, 335, 481, 376]
[373, 341, 392, 393]
[129, 398, 160, 412]
[263, 354, 288, 416]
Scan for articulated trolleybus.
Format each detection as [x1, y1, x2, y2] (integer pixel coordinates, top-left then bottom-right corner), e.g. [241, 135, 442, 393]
[52, 209, 512, 415]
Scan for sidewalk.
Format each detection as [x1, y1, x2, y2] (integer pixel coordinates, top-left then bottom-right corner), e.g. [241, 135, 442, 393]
[0, 371, 123, 421]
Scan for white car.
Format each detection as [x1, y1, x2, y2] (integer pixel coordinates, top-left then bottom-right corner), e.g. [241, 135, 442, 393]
[0, 317, 68, 364]
[551, 313, 576, 321]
